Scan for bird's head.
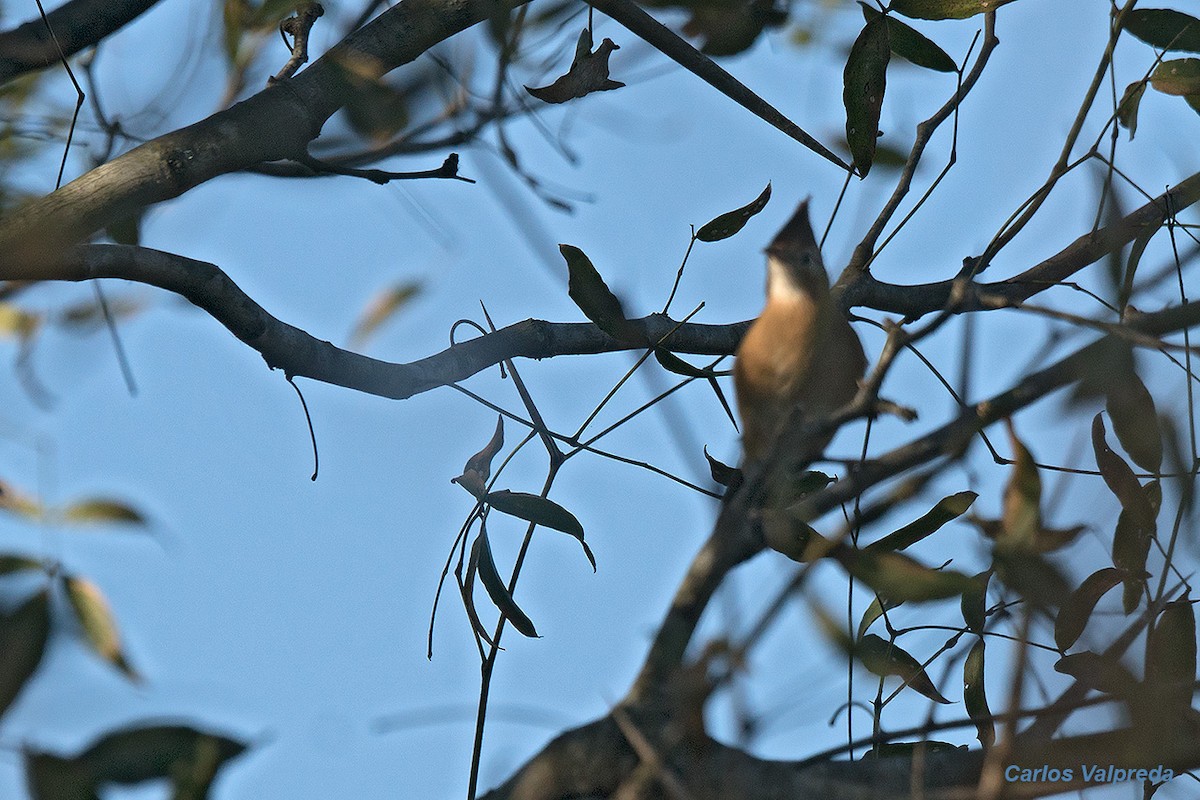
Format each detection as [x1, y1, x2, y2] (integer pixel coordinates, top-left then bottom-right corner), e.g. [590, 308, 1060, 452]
[764, 199, 831, 302]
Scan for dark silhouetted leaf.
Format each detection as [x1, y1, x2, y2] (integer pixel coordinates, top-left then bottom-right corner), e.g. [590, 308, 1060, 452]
[1146, 598, 1196, 712]
[79, 724, 247, 786]
[64, 576, 138, 681]
[351, 281, 422, 346]
[1054, 651, 1139, 697]
[1092, 414, 1155, 521]
[695, 183, 772, 242]
[526, 29, 624, 104]
[961, 570, 991, 634]
[1151, 58, 1200, 95]
[761, 512, 828, 563]
[560, 244, 640, 342]
[857, 594, 900, 640]
[1106, 367, 1162, 473]
[1000, 421, 1041, 548]
[452, 416, 504, 498]
[1055, 567, 1124, 651]
[24, 751, 96, 800]
[993, 549, 1069, 610]
[1117, 81, 1147, 139]
[1126, 9, 1200, 53]
[838, 548, 974, 602]
[703, 447, 740, 488]
[0, 554, 41, 575]
[858, 633, 950, 703]
[843, 16, 890, 176]
[890, 0, 1019, 20]
[1113, 481, 1158, 614]
[61, 499, 145, 527]
[679, 0, 785, 56]
[963, 638, 994, 748]
[472, 532, 538, 637]
[862, 4, 956, 72]
[866, 490, 976, 553]
[484, 490, 595, 571]
[0, 590, 49, 719]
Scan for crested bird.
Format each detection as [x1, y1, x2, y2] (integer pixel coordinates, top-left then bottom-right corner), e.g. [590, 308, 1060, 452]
[733, 199, 866, 468]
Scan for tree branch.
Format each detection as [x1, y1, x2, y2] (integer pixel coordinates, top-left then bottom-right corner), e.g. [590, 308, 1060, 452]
[0, 0, 162, 86]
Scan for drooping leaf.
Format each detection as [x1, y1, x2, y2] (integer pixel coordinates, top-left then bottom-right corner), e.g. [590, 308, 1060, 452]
[60, 499, 146, 527]
[1150, 58, 1200, 96]
[761, 512, 829, 563]
[1000, 421, 1041, 548]
[862, 4, 956, 72]
[838, 547, 974, 602]
[1126, 9, 1200, 53]
[960, 570, 991, 634]
[0, 590, 50, 719]
[79, 724, 247, 786]
[1145, 598, 1197, 712]
[1112, 481, 1158, 614]
[64, 576, 138, 681]
[963, 638, 994, 748]
[843, 16, 890, 176]
[703, 447, 740, 489]
[857, 594, 900, 640]
[1054, 567, 1125, 651]
[560, 244, 640, 342]
[1117, 81, 1147, 139]
[1091, 414, 1155, 522]
[993, 549, 1070, 610]
[350, 281, 422, 346]
[1105, 366, 1162, 473]
[866, 491, 976, 553]
[678, 0, 786, 56]
[471, 532, 539, 637]
[695, 184, 772, 242]
[889, 0, 1020, 21]
[451, 416, 504, 497]
[484, 490, 595, 571]
[857, 633, 951, 704]
[526, 29, 625, 104]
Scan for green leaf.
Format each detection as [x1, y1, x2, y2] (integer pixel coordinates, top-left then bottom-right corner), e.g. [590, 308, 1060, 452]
[838, 547, 975, 602]
[485, 490, 595, 571]
[560, 244, 640, 342]
[889, 0, 1019, 21]
[963, 638, 994, 748]
[858, 633, 950, 703]
[79, 724, 247, 786]
[695, 184, 772, 242]
[866, 490, 976, 553]
[862, 4, 956, 72]
[960, 570, 991, 634]
[350, 281, 422, 346]
[64, 576, 138, 682]
[471, 532, 539, 637]
[1126, 9, 1200, 53]
[843, 16, 890, 176]
[0, 590, 49, 719]
[1000, 421, 1041, 548]
[1117, 81, 1147, 139]
[1150, 58, 1200, 96]
[1054, 567, 1124, 651]
[60, 499, 146, 526]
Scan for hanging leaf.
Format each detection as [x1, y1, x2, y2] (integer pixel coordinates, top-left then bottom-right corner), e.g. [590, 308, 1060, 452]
[78, 724, 247, 786]
[703, 447, 740, 489]
[560, 245, 641, 343]
[866, 491, 976, 553]
[993, 549, 1069, 610]
[653, 348, 713, 378]
[857, 633, 951, 704]
[761, 512, 828, 563]
[963, 638, 994, 748]
[1116, 81, 1147, 139]
[961, 570, 991, 634]
[64, 576, 138, 682]
[1091, 414, 1155, 521]
[843, 15, 890, 176]
[1000, 421, 1041, 548]
[0, 590, 50, 719]
[451, 416, 504, 497]
[526, 29, 624, 104]
[1112, 481, 1158, 614]
[1126, 9, 1200, 53]
[1145, 598, 1197, 713]
[485, 490, 595, 570]
[889, 0, 1020, 21]
[861, 4, 956, 72]
[1150, 58, 1200, 96]
[60, 499, 146, 527]
[695, 183, 772, 242]
[471, 532, 539, 637]
[857, 594, 901, 640]
[1054, 567, 1124, 651]
[1105, 367, 1162, 474]
[837, 548, 974, 602]
[350, 281, 422, 346]
[679, 0, 786, 56]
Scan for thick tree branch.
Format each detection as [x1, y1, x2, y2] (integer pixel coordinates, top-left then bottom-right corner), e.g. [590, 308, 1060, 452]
[0, 0, 162, 85]
[0, 0, 526, 278]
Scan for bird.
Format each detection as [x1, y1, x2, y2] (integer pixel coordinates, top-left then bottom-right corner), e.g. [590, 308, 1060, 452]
[733, 199, 866, 468]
